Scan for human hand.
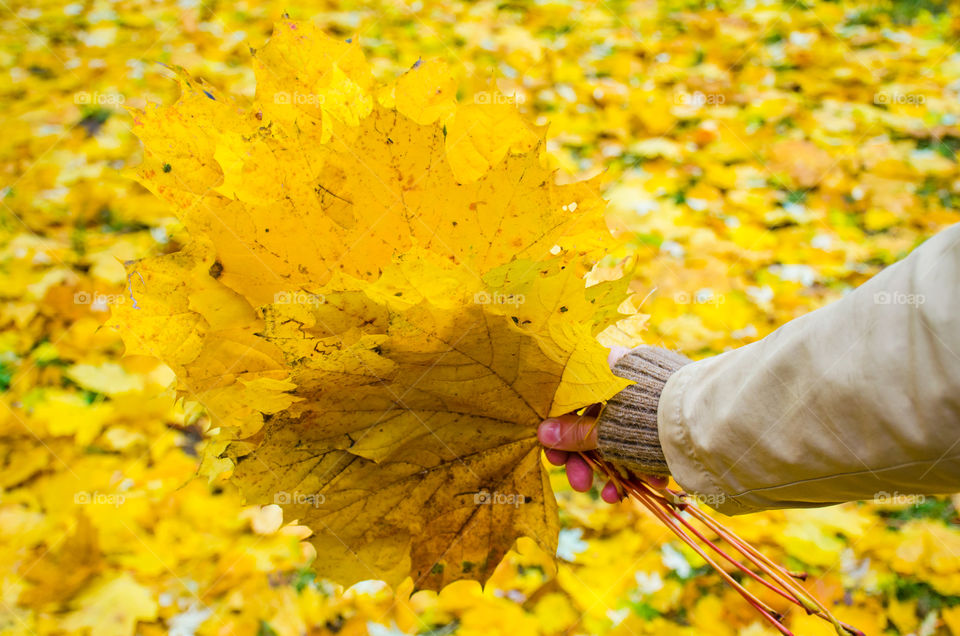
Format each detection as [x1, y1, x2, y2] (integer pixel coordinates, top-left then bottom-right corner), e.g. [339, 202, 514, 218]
[538, 346, 670, 503]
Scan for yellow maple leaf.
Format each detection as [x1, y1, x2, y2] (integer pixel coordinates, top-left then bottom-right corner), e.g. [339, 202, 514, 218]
[61, 573, 158, 636]
[395, 59, 459, 125]
[115, 20, 634, 591]
[18, 514, 102, 608]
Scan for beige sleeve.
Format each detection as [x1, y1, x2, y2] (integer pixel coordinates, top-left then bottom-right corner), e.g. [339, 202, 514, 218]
[658, 223, 960, 515]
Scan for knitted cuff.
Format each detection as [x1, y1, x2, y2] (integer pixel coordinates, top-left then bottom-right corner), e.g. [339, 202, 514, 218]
[596, 347, 691, 477]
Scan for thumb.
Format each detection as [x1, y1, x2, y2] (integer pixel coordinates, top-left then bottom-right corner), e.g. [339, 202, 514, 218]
[538, 414, 598, 451]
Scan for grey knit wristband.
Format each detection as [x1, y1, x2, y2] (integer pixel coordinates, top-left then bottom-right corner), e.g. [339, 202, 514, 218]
[596, 347, 691, 476]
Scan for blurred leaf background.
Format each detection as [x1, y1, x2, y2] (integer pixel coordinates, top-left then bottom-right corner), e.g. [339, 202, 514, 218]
[2, 0, 960, 634]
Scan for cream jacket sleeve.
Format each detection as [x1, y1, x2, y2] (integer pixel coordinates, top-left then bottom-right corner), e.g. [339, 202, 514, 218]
[659, 223, 960, 515]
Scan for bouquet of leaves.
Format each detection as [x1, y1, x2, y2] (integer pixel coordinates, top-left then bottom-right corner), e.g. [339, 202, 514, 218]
[111, 21, 860, 635]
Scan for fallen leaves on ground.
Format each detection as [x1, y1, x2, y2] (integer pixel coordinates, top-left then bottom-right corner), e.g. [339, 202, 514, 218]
[2, 0, 960, 633]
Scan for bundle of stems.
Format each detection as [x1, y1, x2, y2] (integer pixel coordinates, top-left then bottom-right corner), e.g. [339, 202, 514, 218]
[578, 450, 863, 636]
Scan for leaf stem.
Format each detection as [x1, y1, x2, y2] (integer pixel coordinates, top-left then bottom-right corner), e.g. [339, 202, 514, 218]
[577, 451, 864, 636]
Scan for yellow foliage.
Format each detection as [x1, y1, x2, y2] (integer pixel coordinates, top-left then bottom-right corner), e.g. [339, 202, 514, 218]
[3, 0, 960, 633]
[114, 21, 634, 591]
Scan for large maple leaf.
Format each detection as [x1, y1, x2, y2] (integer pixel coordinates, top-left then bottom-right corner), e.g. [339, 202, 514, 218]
[110, 20, 636, 590]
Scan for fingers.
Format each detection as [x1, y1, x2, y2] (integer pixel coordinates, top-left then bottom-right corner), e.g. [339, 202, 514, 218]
[601, 480, 622, 503]
[643, 474, 669, 489]
[542, 445, 666, 501]
[544, 449, 568, 466]
[537, 414, 598, 452]
[564, 454, 593, 491]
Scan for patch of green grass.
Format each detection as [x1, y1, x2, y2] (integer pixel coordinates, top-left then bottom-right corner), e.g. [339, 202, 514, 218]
[893, 579, 960, 616]
[879, 496, 957, 526]
[917, 136, 960, 161]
